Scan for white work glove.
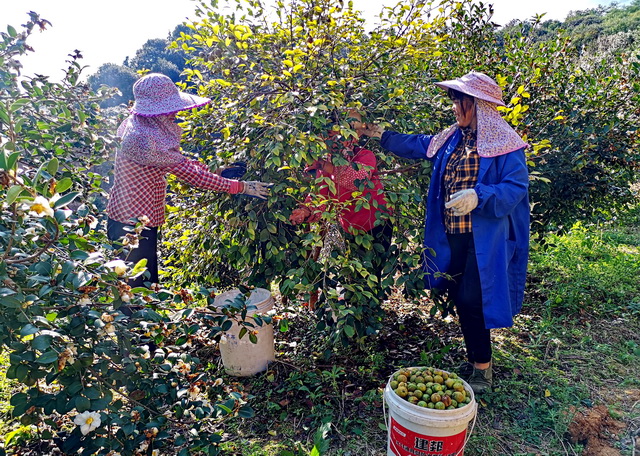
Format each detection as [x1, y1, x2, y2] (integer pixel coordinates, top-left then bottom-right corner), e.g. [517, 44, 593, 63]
[240, 181, 273, 200]
[445, 189, 478, 216]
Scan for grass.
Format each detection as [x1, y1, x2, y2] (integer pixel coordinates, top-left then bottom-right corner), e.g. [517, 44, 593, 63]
[1, 209, 639, 455]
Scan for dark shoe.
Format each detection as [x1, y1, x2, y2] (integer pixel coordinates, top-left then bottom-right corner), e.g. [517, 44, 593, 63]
[468, 364, 493, 395]
[457, 361, 474, 380]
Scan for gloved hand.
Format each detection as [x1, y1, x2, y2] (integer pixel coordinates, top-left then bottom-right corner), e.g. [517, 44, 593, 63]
[240, 181, 273, 200]
[445, 189, 478, 216]
[220, 161, 247, 179]
[289, 207, 310, 225]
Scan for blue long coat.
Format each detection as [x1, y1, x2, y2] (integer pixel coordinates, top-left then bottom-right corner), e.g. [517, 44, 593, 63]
[381, 129, 530, 329]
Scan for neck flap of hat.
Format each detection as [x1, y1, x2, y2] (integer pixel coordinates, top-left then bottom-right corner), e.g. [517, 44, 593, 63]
[426, 100, 527, 158]
[117, 115, 183, 163]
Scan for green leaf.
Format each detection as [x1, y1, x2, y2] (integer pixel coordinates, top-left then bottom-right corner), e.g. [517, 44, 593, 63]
[32, 161, 48, 189]
[10, 99, 29, 112]
[237, 405, 255, 418]
[15, 364, 29, 382]
[31, 334, 53, 351]
[70, 250, 89, 260]
[9, 392, 27, 406]
[47, 158, 59, 175]
[7, 25, 17, 37]
[20, 324, 39, 337]
[132, 258, 148, 275]
[7, 152, 20, 169]
[343, 325, 355, 338]
[53, 191, 81, 208]
[55, 177, 73, 193]
[75, 396, 91, 412]
[36, 351, 59, 364]
[0, 293, 22, 308]
[5, 185, 24, 205]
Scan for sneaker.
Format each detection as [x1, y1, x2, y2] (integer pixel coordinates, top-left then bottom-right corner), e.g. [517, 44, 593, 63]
[457, 361, 474, 380]
[468, 364, 493, 395]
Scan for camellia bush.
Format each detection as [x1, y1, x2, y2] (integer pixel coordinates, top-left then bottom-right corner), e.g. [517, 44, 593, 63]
[162, 0, 446, 344]
[163, 0, 640, 345]
[1, 14, 267, 456]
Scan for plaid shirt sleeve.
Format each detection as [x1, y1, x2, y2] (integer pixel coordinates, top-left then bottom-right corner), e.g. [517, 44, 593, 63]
[121, 134, 242, 194]
[169, 159, 243, 194]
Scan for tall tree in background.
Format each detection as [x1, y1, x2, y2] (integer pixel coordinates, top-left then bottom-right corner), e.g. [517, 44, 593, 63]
[87, 25, 190, 107]
[86, 63, 138, 108]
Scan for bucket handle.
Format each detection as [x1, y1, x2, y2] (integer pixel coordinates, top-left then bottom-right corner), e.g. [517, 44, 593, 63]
[382, 395, 478, 456]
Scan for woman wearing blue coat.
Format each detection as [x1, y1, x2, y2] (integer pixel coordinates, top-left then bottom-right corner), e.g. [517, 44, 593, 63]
[358, 72, 530, 394]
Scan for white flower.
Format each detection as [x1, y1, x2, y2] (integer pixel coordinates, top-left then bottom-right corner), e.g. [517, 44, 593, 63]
[172, 360, 191, 374]
[213, 378, 223, 387]
[28, 196, 54, 218]
[187, 385, 201, 399]
[78, 295, 91, 306]
[24, 227, 37, 236]
[151, 450, 160, 456]
[121, 292, 132, 303]
[73, 411, 101, 435]
[105, 259, 128, 276]
[100, 323, 116, 336]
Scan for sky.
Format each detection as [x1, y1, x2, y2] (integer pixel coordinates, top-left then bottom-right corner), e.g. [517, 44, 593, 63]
[1, 0, 622, 81]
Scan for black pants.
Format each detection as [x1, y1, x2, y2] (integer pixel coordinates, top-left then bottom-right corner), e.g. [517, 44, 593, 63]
[107, 218, 159, 288]
[445, 232, 492, 364]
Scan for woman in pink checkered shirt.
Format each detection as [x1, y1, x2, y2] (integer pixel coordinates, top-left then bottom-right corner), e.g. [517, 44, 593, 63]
[107, 73, 272, 289]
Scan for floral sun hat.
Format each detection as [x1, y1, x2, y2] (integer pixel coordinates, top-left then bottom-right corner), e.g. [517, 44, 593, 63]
[427, 71, 528, 158]
[131, 73, 211, 117]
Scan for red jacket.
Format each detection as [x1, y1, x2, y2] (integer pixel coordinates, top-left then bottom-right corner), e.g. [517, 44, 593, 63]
[306, 147, 390, 233]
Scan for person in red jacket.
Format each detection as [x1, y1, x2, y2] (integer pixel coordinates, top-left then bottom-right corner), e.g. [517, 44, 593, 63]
[290, 111, 392, 307]
[107, 73, 271, 288]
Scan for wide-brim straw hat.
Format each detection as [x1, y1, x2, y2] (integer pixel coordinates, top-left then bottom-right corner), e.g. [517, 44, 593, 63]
[426, 71, 528, 157]
[435, 71, 506, 106]
[131, 73, 211, 117]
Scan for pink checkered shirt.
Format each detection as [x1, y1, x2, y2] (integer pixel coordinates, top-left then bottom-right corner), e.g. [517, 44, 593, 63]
[106, 115, 241, 227]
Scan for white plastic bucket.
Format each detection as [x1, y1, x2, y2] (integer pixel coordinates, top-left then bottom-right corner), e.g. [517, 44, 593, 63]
[215, 288, 275, 377]
[384, 368, 477, 456]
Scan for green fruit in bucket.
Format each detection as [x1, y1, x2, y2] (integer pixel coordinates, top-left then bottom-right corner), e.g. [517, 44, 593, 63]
[395, 385, 408, 398]
[390, 367, 472, 410]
